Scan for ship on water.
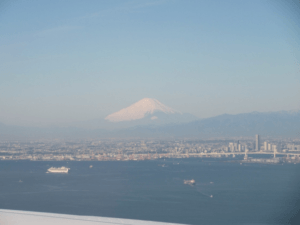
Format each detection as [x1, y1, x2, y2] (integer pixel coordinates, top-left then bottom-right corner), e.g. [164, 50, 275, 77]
[47, 166, 70, 173]
[184, 179, 196, 185]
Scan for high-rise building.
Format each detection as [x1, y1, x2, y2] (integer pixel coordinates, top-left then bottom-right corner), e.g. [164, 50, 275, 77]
[264, 141, 268, 151]
[234, 143, 238, 150]
[229, 142, 235, 152]
[268, 143, 272, 151]
[255, 134, 260, 151]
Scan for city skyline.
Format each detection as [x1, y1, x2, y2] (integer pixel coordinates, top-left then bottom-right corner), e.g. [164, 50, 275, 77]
[1, 134, 299, 164]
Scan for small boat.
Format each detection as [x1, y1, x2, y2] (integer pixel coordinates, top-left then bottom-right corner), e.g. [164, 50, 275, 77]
[89, 165, 93, 168]
[184, 179, 196, 185]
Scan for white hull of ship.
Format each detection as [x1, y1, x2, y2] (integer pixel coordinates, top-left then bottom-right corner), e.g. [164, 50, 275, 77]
[47, 167, 69, 173]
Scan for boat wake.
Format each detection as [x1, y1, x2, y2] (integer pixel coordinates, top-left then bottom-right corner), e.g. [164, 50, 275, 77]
[195, 183, 214, 198]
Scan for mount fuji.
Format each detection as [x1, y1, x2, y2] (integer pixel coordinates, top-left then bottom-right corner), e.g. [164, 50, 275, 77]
[106, 98, 180, 122]
[70, 98, 198, 130]
[103, 98, 198, 127]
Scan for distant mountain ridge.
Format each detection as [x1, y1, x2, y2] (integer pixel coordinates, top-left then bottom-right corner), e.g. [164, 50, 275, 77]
[168, 110, 300, 137]
[99, 110, 300, 138]
[0, 109, 299, 139]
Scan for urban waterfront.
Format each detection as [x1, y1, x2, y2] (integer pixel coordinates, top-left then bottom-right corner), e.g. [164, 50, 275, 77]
[0, 159, 300, 225]
[1, 136, 300, 164]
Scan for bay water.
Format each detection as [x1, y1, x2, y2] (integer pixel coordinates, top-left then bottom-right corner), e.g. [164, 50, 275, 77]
[0, 158, 299, 225]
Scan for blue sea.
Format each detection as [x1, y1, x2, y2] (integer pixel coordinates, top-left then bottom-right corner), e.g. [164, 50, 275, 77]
[0, 158, 299, 225]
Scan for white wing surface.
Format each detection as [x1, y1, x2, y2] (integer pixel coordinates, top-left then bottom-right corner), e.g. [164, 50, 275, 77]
[0, 209, 184, 225]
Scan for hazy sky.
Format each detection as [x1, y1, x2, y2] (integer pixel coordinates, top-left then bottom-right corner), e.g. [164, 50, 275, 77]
[0, 0, 300, 126]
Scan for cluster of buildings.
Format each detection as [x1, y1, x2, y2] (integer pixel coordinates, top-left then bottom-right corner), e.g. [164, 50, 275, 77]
[227, 134, 300, 153]
[0, 136, 299, 163]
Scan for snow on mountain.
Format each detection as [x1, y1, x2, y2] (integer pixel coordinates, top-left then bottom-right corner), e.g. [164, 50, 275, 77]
[105, 98, 180, 122]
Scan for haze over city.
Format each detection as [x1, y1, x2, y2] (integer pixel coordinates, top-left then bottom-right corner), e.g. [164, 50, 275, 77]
[1, 1, 300, 225]
[1, 0, 300, 127]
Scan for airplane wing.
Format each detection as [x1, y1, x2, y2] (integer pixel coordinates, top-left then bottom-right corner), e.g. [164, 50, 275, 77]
[0, 209, 184, 225]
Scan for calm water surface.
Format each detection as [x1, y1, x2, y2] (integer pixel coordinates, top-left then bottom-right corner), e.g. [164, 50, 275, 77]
[0, 158, 299, 225]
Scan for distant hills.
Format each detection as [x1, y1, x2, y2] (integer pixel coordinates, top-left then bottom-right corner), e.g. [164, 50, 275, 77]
[113, 110, 300, 138]
[0, 98, 299, 140]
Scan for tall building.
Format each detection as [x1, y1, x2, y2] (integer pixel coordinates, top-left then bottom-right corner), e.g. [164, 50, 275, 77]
[229, 142, 235, 152]
[234, 143, 238, 150]
[255, 134, 260, 151]
[268, 143, 272, 151]
[264, 141, 268, 151]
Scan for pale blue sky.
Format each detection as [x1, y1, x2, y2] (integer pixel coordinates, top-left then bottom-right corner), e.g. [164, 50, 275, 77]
[0, 0, 299, 126]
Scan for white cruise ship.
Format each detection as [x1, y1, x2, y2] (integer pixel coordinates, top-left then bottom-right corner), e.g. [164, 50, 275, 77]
[47, 166, 70, 173]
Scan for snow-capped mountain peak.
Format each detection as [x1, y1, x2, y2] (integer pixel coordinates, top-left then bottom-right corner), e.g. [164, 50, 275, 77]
[105, 98, 180, 122]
